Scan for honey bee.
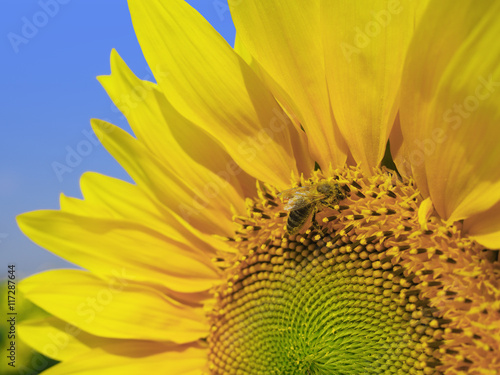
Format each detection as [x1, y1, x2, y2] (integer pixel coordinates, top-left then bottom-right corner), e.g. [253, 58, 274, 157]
[278, 181, 345, 235]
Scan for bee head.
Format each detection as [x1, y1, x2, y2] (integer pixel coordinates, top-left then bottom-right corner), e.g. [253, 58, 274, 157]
[317, 181, 334, 195]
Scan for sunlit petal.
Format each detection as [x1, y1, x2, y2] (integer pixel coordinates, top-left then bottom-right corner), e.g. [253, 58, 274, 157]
[400, 0, 500, 222]
[230, 0, 348, 169]
[19, 317, 121, 361]
[39, 341, 206, 375]
[92, 119, 235, 235]
[464, 199, 500, 249]
[322, 0, 421, 172]
[128, 0, 300, 188]
[20, 270, 208, 343]
[18, 210, 220, 293]
[98, 50, 255, 203]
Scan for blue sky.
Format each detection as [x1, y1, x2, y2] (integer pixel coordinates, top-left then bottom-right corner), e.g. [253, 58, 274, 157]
[0, 0, 236, 280]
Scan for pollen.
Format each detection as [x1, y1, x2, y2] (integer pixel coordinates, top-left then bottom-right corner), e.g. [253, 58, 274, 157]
[208, 166, 499, 374]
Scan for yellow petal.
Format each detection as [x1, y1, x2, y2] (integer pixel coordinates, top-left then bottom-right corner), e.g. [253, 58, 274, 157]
[464, 200, 500, 249]
[321, 0, 421, 171]
[17, 210, 220, 293]
[61, 171, 237, 260]
[20, 270, 208, 343]
[400, 1, 500, 222]
[38, 341, 206, 375]
[19, 317, 121, 361]
[234, 34, 315, 176]
[418, 197, 434, 231]
[128, 0, 299, 188]
[61, 173, 169, 226]
[98, 50, 255, 203]
[233, 34, 253, 68]
[59, 193, 99, 217]
[230, 0, 348, 169]
[92, 119, 234, 235]
[76, 172, 221, 255]
[233, 34, 314, 176]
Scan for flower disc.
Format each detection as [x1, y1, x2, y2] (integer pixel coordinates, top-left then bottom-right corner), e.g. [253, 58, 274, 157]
[208, 167, 483, 374]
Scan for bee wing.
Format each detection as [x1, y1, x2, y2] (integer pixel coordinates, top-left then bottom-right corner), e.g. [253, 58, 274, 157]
[283, 195, 311, 210]
[277, 186, 301, 198]
[278, 185, 326, 211]
[277, 186, 311, 200]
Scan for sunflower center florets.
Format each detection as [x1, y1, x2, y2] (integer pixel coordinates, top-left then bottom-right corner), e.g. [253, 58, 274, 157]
[207, 166, 483, 375]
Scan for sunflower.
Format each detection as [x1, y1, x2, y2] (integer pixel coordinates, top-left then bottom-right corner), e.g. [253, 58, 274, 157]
[17, 0, 500, 374]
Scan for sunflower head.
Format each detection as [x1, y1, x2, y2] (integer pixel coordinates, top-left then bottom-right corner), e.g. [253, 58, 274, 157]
[208, 166, 487, 374]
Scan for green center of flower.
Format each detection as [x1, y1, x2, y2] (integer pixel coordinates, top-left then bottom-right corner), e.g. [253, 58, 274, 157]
[208, 167, 480, 374]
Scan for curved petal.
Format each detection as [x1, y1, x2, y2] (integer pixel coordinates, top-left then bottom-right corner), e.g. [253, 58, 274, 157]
[233, 34, 253, 70]
[38, 341, 206, 375]
[98, 50, 255, 201]
[20, 270, 208, 343]
[322, 0, 421, 171]
[230, 0, 348, 169]
[76, 172, 223, 256]
[128, 0, 300, 188]
[60, 172, 238, 259]
[59, 194, 98, 217]
[233, 34, 314, 176]
[19, 317, 121, 361]
[464, 199, 500, 249]
[17, 210, 220, 293]
[92, 119, 234, 236]
[60, 175, 191, 244]
[400, 0, 500, 221]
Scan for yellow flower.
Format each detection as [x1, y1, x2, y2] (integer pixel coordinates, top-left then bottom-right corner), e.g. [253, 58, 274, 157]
[17, 0, 500, 374]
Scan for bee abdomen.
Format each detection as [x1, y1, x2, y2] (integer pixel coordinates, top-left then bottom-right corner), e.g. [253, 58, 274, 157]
[287, 205, 313, 234]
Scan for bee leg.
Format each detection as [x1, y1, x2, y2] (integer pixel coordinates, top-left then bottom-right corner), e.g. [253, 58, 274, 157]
[311, 207, 323, 235]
